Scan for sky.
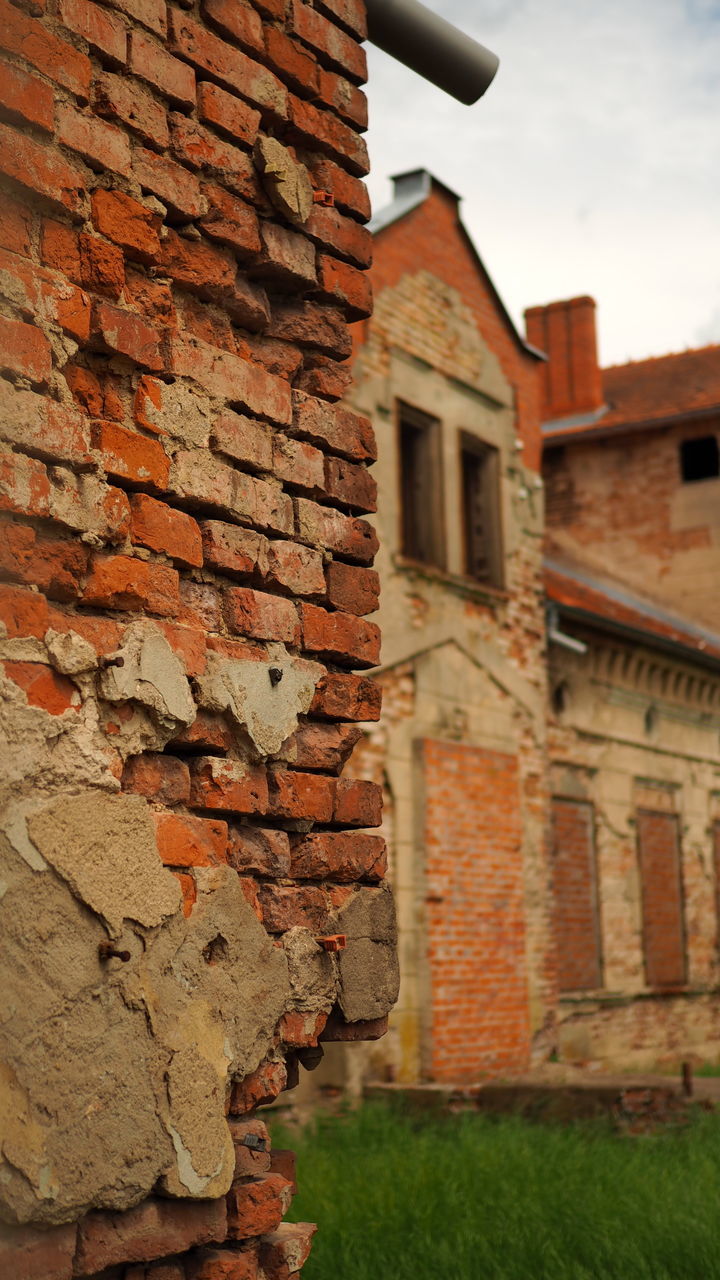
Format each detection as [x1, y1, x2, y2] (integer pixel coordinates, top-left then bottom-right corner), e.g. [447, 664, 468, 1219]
[363, 0, 720, 367]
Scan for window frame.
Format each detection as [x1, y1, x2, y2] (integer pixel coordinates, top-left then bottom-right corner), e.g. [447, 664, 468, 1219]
[458, 430, 505, 588]
[395, 400, 446, 570]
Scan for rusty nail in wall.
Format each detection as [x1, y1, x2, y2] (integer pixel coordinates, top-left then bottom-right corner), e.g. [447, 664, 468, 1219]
[239, 1133, 267, 1151]
[100, 655, 125, 668]
[269, 667, 283, 686]
[98, 943, 131, 962]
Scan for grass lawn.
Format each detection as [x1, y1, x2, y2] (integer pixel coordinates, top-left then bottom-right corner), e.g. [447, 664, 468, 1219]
[272, 1101, 720, 1279]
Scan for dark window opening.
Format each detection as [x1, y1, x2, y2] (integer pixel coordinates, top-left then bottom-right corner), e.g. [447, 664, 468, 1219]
[460, 435, 503, 587]
[680, 435, 719, 483]
[398, 403, 445, 568]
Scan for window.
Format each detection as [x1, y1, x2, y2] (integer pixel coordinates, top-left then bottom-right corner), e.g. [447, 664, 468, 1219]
[680, 435, 719, 482]
[397, 403, 445, 567]
[636, 809, 686, 987]
[460, 434, 503, 586]
[551, 798, 602, 991]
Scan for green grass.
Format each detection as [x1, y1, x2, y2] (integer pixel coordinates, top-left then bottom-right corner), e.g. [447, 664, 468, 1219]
[272, 1102, 720, 1280]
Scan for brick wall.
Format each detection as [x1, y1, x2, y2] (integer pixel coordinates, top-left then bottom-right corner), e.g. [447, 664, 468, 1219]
[0, 0, 400, 1274]
[543, 415, 720, 633]
[636, 810, 686, 988]
[551, 798, 601, 992]
[423, 739, 531, 1080]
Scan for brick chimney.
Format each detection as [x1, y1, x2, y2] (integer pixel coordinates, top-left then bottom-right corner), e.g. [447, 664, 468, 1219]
[524, 296, 603, 421]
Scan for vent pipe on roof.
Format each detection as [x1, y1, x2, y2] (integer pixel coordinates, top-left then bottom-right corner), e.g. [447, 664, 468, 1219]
[365, 0, 499, 105]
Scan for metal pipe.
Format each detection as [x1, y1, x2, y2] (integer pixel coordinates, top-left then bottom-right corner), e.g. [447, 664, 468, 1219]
[365, 0, 499, 105]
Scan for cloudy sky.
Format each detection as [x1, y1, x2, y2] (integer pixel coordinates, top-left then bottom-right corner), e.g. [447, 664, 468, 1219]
[364, 0, 720, 367]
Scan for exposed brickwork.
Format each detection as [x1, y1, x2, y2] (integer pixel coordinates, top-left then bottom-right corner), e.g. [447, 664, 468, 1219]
[0, 0, 390, 1275]
[423, 740, 531, 1080]
[551, 798, 602, 992]
[637, 810, 686, 988]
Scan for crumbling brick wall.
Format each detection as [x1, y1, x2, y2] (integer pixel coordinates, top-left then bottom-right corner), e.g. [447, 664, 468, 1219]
[0, 0, 397, 1275]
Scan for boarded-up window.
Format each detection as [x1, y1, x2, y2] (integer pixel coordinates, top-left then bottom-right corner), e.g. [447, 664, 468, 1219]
[551, 798, 602, 991]
[397, 403, 444, 568]
[713, 820, 720, 958]
[637, 810, 686, 987]
[460, 434, 503, 587]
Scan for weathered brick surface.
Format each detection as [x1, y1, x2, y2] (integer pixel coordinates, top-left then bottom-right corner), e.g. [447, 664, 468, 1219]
[0, 0, 386, 1274]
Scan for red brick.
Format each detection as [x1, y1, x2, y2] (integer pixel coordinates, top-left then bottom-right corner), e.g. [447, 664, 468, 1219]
[0, 191, 32, 256]
[291, 389, 376, 461]
[228, 1058, 287, 1114]
[0, 581, 50, 637]
[0, 57, 54, 132]
[4, 660, 79, 714]
[133, 147, 207, 221]
[201, 520, 264, 576]
[0, 314, 51, 384]
[637, 809, 686, 987]
[0, 1221, 76, 1280]
[224, 586, 299, 643]
[290, 830, 385, 881]
[551, 799, 602, 992]
[189, 756, 269, 816]
[320, 1010, 387, 1041]
[0, 522, 89, 600]
[102, 0, 166, 36]
[83, 554, 180, 615]
[187, 1247, 258, 1280]
[267, 769, 335, 821]
[154, 811, 229, 867]
[0, 380, 93, 468]
[289, 0, 365, 82]
[259, 1222, 316, 1279]
[59, 0, 127, 64]
[129, 29, 196, 108]
[124, 267, 176, 327]
[255, 221, 317, 287]
[268, 1148, 296, 1190]
[49, 471, 131, 543]
[324, 455, 376, 513]
[197, 81, 261, 151]
[310, 670, 381, 721]
[300, 600, 379, 666]
[325, 560, 379, 615]
[272, 434, 323, 493]
[169, 334, 292, 424]
[228, 1116, 271, 1179]
[288, 93, 368, 175]
[295, 355, 351, 403]
[307, 152, 370, 222]
[211, 410, 272, 471]
[333, 776, 382, 827]
[228, 825, 291, 876]
[305, 203, 372, 267]
[290, 721, 361, 773]
[227, 1171, 292, 1231]
[170, 450, 292, 535]
[0, 247, 92, 342]
[57, 103, 131, 177]
[158, 620, 207, 676]
[317, 251, 371, 319]
[256, 882, 329, 932]
[169, 709, 234, 753]
[93, 71, 169, 149]
[0, 452, 50, 518]
[74, 1198, 227, 1275]
[277, 1008, 327, 1047]
[158, 229, 247, 310]
[0, 0, 91, 97]
[93, 299, 163, 370]
[268, 299, 350, 359]
[316, 66, 367, 130]
[202, 0, 264, 53]
[168, 11, 288, 118]
[92, 421, 170, 488]
[295, 498, 378, 564]
[170, 114, 264, 208]
[40, 221, 126, 299]
[91, 189, 162, 261]
[122, 753, 191, 804]
[262, 539, 325, 597]
[200, 184, 262, 258]
[315, 0, 366, 38]
[263, 25, 317, 95]
[131, 494, 203, 567]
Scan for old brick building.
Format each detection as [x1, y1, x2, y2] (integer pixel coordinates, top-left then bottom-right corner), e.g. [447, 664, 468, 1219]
[316, 172, 720, 1091]
[534, 296, 720, 1067]
[0, 0, 399, 1276]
